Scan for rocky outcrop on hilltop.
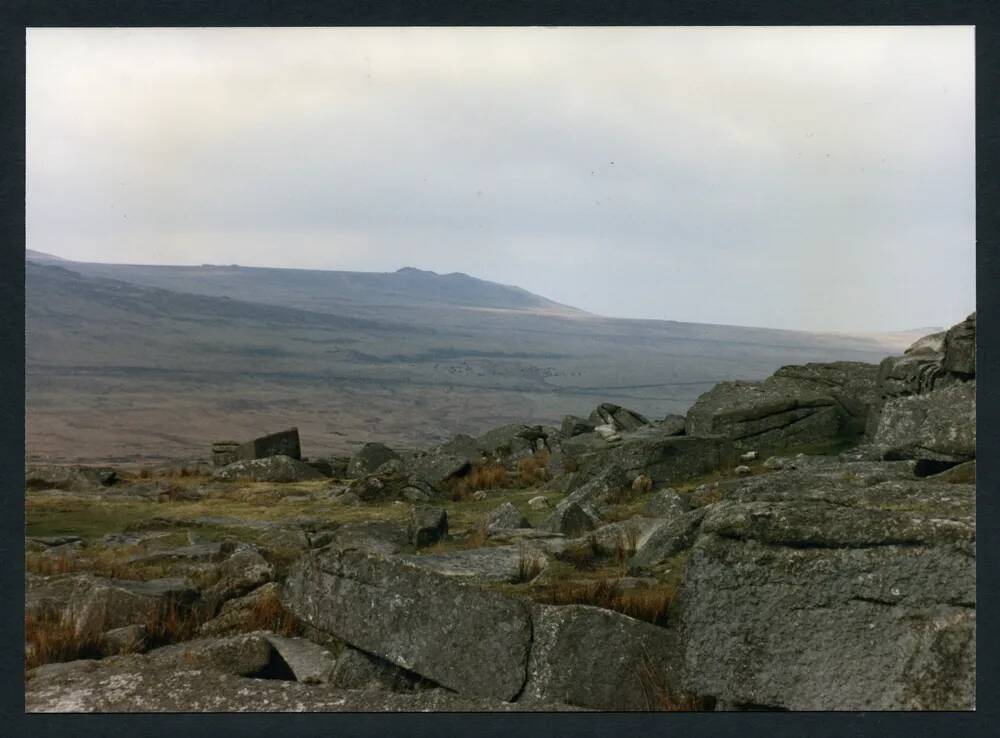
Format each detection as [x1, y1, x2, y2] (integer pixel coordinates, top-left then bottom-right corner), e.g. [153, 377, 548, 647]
[25, 314, 976, 712]
[684, 361, 880, 453]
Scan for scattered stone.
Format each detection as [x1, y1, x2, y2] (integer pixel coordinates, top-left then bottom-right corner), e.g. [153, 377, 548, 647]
[589, 402, 650, 433]
[527, 495, 551, 510]
[99, 624, 148, 657]
[540, 501, 598, 537]
[212, 455, 325, 483]
[942, 312, 976, 376]
[199, 582, 282, 636]
[328, 491, 361, 506]
[560, 415, 595, 437]
[347, 442, 401, 478]
[472, 490, 488, 501]
[201, 544, 275, 613]
[409, 507, 448, 548]
[485, 502, 530, 533]
[262, 634, 337, 684]
[408, 450, 471, 488]
[148, 633, 278, 677]
[401, 487, 431, 503]
[658, 414, 687, 436]
[26, 465, 117, 490]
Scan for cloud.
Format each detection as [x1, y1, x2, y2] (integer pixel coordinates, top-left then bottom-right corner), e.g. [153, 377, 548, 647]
[26, 26, 975, 331]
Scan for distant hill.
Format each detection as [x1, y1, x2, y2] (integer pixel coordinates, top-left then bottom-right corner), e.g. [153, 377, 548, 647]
[26, 257, 927, 463]
[54, 260, 586, 320]
[26, 248, 70, 264]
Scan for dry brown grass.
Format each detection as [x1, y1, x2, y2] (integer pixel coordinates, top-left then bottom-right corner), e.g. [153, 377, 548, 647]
[558, 534, 603, 571]
[631, 475, 653, 494]
[25, 598, 203, 670]
[638, 652, 714, 710]
[245, 587, 303, 637]
[145, 600, 202, 646]
[447, 464, 511, 500]
[26, 549, 178, 582]
[517, 450, 551, 487]
[534, 578, 676, 627]
[515, 551, 545, 583]
[25, 610, 104, 669]
[614, 527, 641, 565]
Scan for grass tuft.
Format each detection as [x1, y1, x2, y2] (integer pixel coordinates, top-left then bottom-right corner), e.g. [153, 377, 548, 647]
[517, 450, 551, 487]
[245, 587, 303, 637]
[533, 578, 676, 626]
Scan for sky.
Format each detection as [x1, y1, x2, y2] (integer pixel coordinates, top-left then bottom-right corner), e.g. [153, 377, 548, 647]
[26, 26, 975, 332]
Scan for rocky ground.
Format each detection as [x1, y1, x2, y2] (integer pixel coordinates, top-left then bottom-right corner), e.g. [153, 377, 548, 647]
[24, 313, 976, 712]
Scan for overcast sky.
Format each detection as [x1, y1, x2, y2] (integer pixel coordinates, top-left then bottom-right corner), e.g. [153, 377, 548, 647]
[27, 26, 974, 332]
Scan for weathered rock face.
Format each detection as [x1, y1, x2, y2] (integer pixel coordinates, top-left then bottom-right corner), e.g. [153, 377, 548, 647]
[942, 312, 976, 377]
[574, 431, 734, 486]
[282, 548, 533, 701]
[644, 489, 689, 518]
[347, 443, 401, 478]
[685, 362, 879, 452]
[281, 547, 690, 710]
[398, 545, 547, 584]
[25, 656, 578, 712]
[628, 510, 706, 575]
[875, 314, 976, 404]
[872, 381, 975, 463]
[673, 474, 975, 710]
[521, 603, 683, 710]
[330, 645, 429, 692]
[234, 428, 301, 462]
[212, 455, 325, 483]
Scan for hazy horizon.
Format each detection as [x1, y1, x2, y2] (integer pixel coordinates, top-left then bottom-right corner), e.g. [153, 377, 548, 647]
[27, 27, 975, 333]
